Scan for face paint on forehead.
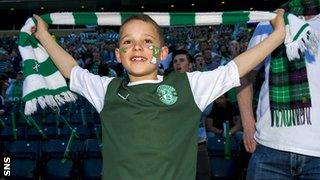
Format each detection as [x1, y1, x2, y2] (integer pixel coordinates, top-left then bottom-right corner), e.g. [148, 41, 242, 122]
[149, 45, 161, 64]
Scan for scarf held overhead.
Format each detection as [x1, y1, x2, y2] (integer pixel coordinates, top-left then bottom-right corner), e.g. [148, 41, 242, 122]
[18, 11, 320, 115]
[269, 13, 320, 127]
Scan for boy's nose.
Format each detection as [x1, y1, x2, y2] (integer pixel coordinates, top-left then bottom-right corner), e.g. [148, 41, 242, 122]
[132, 43, 143, 51]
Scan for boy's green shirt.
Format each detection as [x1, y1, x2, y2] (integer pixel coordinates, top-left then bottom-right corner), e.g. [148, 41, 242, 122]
[100, 72, 202, 180]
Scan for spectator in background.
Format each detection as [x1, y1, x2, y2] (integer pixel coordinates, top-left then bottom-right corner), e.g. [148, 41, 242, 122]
[193, 53, 205, 72]
[206, 93, 243, 145]
[172, 50, 193, 73]
[89, 51, 101, 75]
[74, 53, 85, 68]
[85, 51, 117, 77]
[227, 40, 241, 105]
[196, 41, 209, 54]
[6, 71, 23, 102]
[0, 90, 5, 116]
[0, 74, 9, 100]
[99, 62, 117, 77]
[228, 40, 240, 59]
[9, 49, 22, 74]
[0, 48, 13, 76]
[172, 49, 211, 180]
[202, 48, 220, 71]
[218, 45, 231, 61]
[101, 41, 117, 65]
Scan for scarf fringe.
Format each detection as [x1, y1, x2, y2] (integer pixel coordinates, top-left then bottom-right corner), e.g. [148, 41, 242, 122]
[271, 108, 311, 127]
[24, 91, 77, 115]
[286, 26, 320, 61]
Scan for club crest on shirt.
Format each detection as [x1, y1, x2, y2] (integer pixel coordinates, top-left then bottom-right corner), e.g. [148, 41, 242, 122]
[156, 84, 178, 105]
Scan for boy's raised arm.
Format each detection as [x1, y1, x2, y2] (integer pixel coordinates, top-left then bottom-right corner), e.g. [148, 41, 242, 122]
[32, 14, 78, 79]
[233, 9, 285, 77]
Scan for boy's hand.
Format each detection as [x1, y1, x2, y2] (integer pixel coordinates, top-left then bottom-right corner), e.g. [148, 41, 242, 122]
[31, 14, 49, 39]
[270, 9, 286, 38]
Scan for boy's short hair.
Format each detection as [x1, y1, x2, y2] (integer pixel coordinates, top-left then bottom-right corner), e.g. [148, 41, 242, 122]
[119, 14, 165, 46]
[172, 49, 193, 63]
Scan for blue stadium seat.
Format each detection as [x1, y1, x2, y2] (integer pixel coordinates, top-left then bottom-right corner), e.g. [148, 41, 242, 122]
[8, 140, 40, 159]
[42, 126, 58, 139]
[26, 126, 57, 140]
[210, 157, 238, 179]
[42, 113, 59, 126]
[80, 139, 102, 180]
[70, 113, 84, 126]
[41, 139, 81, 180]
[89, 124, 102, 139]
[13, 113, 29, 127]
[7, 141, 40, 179]
[207, 137, 242, 179]
[1, 115, 12, 126]
[0, 141, 5, 156]
[0, 126, 26, 141]
[59, 125, 89, 140]
[207, 136, 238, 157]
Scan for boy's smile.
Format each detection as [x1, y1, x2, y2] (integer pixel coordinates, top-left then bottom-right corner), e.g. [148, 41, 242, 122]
[130, 56, 147, 62]
[115, 19, 168, 82]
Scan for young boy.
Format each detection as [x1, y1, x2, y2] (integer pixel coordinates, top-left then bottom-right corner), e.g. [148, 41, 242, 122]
[32, 10, 285, 180]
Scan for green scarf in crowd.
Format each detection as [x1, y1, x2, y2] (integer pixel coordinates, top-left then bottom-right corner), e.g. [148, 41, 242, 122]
[18, 11, 319, 115]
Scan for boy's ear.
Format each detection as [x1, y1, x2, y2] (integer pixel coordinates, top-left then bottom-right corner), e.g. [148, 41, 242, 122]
[160, 46, 169, 60]
[115, 48, 122, 63]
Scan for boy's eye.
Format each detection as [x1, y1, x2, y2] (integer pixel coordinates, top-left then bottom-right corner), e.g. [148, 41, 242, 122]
[123, 40, 131, 45]
[145, 39, 153, 44]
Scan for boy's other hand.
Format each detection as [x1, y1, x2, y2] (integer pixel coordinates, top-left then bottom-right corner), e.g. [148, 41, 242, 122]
[32, 14, 49, 39]
[270, 9, 286, 39]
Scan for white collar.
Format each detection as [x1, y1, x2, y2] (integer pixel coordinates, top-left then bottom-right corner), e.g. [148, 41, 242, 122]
[127, 75, 163, 86]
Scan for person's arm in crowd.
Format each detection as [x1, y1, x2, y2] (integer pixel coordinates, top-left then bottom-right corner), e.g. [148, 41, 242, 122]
[232, 9, 285, 77]
[32, 15, 78, 79]
[205, 117, 223, 135]
[237, 70, 258, 153]
[236, 16, 273, 153]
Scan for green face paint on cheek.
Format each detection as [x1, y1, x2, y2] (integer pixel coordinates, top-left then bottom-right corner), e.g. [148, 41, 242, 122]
[119, 47, 127, 53]
[149, 46, 161, 64]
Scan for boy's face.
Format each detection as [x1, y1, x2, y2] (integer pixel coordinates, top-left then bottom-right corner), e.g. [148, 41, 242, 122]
[115, 19, 168, 82]
[173, 54, 192, 73]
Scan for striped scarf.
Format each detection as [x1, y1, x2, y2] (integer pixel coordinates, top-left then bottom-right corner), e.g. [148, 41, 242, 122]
[18, 11, 319, 115]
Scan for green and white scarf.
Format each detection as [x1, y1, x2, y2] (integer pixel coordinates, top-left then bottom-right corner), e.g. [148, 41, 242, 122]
[18, 11, 320, 115]
[270, 13, 320, 127]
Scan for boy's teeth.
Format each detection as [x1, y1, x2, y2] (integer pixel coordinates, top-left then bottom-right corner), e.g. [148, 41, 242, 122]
[132, 57, 144, 61]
